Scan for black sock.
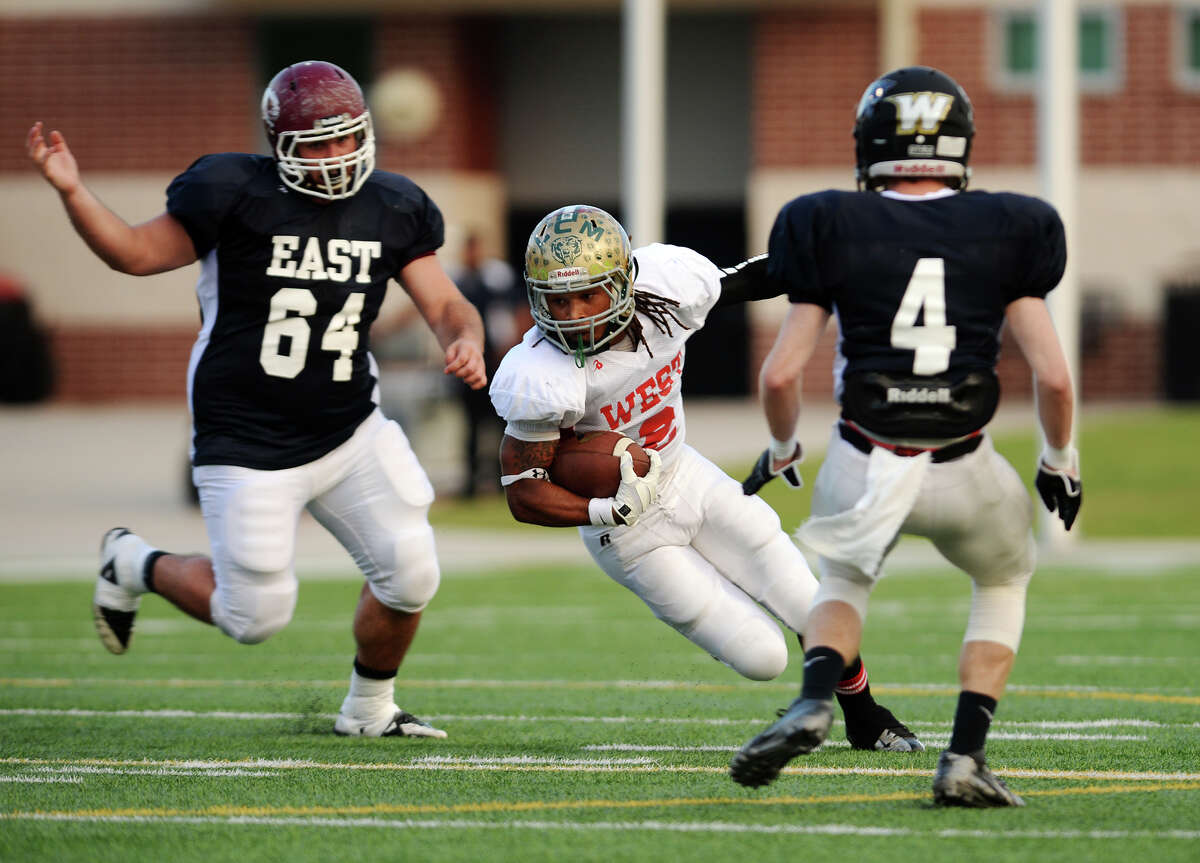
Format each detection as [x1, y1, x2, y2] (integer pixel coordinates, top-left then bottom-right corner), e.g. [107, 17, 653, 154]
[799, 647, 845, 701]
[142, 551, 167, 594]
[948, 690, 998, 755]
[353, 658, 398, 680]
[834, 655, 878, 715]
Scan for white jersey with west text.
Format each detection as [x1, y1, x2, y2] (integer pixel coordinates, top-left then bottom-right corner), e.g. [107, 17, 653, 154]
[167, 153, 444, 470]
[490, 243, 723, 467]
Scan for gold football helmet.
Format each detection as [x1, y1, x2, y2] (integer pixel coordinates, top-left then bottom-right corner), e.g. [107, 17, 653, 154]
[524, 205, 636, 358]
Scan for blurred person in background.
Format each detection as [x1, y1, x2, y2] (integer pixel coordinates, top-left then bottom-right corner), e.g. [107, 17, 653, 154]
[27, 59, 485, 739]
[448, 232, 526, 498]
[0, 273, 54, 404]
[730, 66, 1080, 806]
[490, 204, 924, 754]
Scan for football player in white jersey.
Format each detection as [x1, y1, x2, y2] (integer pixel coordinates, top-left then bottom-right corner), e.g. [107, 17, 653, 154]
[490, 204, 922, 752]
[27, 61, 486, 739]
[729, 67, 1081, 806]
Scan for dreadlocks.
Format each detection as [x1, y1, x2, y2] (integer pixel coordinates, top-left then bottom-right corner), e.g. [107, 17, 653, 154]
[628, 290, 687, 358]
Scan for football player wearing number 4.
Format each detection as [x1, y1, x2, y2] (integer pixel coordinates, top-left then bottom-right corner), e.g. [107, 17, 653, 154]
[27, 61, 486, 739]
[729, 67, 1081, 806]
[490, 204, 923, 753]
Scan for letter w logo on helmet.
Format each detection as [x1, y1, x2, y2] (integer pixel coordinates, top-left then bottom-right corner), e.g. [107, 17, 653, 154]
[889, 92, 954, 135]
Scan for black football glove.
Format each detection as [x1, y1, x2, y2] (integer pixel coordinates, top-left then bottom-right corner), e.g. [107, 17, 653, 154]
[1035, 462, 1082, 531]
[742, 445, 804, 496]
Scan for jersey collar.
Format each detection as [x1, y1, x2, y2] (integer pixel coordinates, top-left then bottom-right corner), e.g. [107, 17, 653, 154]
[880, 187, 959, 202]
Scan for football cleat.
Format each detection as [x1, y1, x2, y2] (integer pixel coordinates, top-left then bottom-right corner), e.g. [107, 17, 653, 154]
[334, 706, 447, 739]
[932, 749, 1025, 807]
[844, 703, 925, 752]
[93, 527, 144, 655]
[729, 697, 833, 788]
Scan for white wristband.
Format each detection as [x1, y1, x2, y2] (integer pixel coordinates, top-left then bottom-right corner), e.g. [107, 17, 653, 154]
[1042, 444, 1078, 471]
[770, 436, 798, 463]
[588, 497, 617, 526]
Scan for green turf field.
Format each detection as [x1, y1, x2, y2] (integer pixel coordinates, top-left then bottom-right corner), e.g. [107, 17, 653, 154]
[1, 557, 1197, 862]
[427, 406, 1200, 537]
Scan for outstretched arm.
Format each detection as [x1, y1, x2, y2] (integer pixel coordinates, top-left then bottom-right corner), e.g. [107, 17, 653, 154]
[27, 123, 197, 276]
[398, 253, 487, 390]
[713, 255, 783, 309]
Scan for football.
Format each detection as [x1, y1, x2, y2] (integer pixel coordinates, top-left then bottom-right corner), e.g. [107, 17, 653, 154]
[551, 430, 651, 499]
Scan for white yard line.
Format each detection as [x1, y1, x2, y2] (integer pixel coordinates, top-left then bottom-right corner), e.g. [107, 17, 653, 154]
[0, 812, 1197, 841]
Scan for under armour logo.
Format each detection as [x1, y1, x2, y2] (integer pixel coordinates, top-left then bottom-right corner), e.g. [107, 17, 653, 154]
[594, 360, 603, 370]
[600, 534, 611, 547]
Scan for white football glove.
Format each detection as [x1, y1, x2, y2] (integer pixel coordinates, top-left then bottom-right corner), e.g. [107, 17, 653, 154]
[589, 449, 663, 527]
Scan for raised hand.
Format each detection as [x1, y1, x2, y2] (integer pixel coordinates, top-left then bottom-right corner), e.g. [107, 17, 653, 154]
[27, 122, 80, 194]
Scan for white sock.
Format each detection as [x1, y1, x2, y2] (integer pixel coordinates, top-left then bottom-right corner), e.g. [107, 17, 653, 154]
[114, 534, 157, 595]
[341, 669, 395, 718]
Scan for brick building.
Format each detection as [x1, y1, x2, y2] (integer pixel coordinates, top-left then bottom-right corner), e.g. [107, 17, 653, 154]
[1, 0, 1197, 402]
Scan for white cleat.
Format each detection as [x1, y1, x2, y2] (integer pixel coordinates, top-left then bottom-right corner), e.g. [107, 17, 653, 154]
[334, 706, 447, 739]
[93, 527, 144, 655]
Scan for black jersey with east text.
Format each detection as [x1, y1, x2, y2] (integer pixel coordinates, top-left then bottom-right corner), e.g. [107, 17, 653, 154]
[167, 153, 443, 469]
[768, 189, 1065, 434]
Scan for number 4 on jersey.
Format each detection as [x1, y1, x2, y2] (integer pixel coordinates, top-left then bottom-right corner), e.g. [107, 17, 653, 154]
[890, 257, 956, 375]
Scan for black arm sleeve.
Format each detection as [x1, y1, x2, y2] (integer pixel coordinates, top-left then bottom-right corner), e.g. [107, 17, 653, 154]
[712, 254, 780, 309]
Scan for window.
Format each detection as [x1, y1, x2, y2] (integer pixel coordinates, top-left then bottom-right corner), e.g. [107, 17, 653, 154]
[1174, 5, 1200, 91]
[992, 6, 1123, 93]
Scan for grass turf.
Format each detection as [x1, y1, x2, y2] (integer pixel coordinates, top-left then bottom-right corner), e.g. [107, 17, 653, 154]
[1, 558, 1197, 862]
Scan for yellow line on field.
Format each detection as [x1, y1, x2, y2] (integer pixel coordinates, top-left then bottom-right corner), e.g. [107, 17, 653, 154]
[5, 782, 1197, 822]
[4, 756, 1199, 783]
[1, 677, 1196, 705]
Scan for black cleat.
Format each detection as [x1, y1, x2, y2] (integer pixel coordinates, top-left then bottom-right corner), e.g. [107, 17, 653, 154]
[730, 697, 833, 788]
[844, 703, 925, 752]
[933, 749, 1025, 807]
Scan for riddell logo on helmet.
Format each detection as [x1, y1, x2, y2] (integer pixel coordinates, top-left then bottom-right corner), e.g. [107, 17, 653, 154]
[894, 163, 948, 175]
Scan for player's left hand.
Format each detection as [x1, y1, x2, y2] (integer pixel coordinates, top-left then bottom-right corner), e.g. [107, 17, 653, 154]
[742, 444, 804, 495]
[444, 338, 487, 389]
[1035, 447, 1082, 530]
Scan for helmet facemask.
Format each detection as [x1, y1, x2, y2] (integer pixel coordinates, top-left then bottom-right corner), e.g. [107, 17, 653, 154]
[273, 112, 375, 200]
[524, 206, 636, 362]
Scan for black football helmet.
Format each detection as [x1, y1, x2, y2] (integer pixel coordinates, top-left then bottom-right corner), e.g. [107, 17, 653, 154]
[853, 66, 974, 192]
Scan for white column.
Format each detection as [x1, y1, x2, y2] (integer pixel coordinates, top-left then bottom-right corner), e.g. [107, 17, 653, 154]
[622, 0, 666, 245]
[1038, 0, 1081, 547]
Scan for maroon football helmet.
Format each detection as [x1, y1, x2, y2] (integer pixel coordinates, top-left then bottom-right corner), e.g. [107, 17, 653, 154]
[261, 60, 376, 200]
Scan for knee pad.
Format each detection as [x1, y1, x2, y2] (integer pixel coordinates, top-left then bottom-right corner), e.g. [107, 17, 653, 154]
[368, 523, 441, 613]
[210, 576, 297, 644]
[687, 601, 789, 681]
[964, 573, 1031, 652]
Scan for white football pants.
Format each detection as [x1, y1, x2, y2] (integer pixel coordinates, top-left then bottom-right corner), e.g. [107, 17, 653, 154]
[193, 409, 440, 644]
[809, 428, 1035, 651]
[580, 444, 819, 680]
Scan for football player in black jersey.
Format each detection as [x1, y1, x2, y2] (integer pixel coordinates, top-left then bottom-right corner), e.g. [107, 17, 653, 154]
[27, 60, 486, 739]
[730, 67, 1081, 805]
